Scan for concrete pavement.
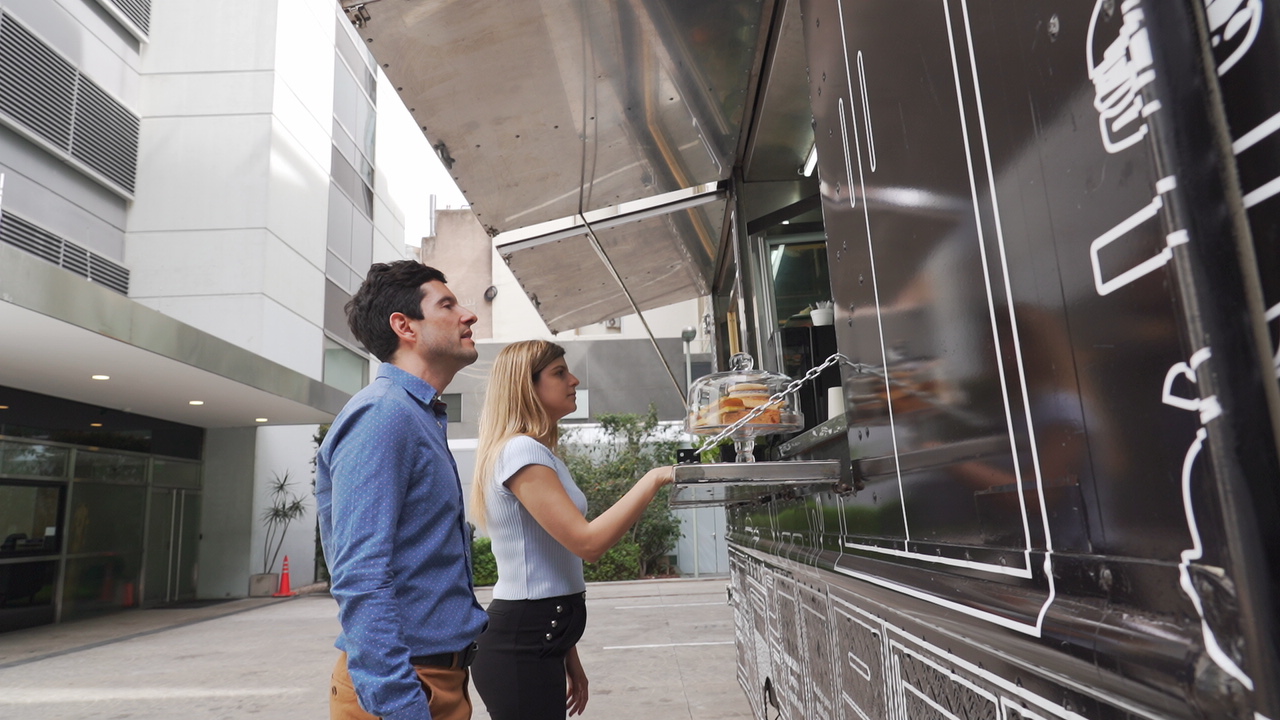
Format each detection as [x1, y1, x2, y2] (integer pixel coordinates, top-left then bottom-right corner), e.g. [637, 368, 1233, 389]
[0, 577, 752, 720]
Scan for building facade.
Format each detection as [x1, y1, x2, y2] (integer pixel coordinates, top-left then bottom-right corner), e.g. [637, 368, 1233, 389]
[0, 0, 437, 631]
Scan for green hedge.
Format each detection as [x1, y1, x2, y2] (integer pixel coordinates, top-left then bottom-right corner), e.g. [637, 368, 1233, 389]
[583, 540, 641, 582]
[472, 536, 643, 585]
[471, 537, 498, 587]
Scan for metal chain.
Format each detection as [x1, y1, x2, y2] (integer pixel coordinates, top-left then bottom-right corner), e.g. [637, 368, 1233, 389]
[696, 352, 869, 452]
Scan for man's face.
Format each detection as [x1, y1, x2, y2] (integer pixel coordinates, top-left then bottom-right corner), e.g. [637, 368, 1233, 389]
[409, 280, 478, 370]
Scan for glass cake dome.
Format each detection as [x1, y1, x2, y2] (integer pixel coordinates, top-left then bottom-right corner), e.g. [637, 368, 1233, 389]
[685, 353, 803, 462]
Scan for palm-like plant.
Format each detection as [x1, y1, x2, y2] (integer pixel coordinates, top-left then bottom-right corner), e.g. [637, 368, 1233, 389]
[261, 470, 307, 575]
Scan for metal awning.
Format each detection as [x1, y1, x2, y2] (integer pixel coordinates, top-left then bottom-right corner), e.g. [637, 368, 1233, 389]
[352, 0, 771, 328]
[493, 183, 725, 332]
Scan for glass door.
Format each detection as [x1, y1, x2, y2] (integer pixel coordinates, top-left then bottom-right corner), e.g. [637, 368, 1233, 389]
[143, 489, 175, 605]
[144, 489, 200, 604]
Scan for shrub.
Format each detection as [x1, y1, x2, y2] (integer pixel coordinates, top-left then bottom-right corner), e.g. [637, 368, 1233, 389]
[583, 540, 642, 582]
[561, 407, 682, 578]
[471, 536, 498, 587]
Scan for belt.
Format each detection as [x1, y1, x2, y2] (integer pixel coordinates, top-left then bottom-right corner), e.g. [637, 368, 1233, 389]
[410, 642, 478, 669]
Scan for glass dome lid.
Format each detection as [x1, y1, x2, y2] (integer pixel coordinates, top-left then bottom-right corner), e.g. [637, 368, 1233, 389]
[686, 353, 803, 461]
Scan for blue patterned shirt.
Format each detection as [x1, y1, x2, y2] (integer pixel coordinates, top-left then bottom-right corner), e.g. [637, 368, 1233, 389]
[317, 363, 486, 720]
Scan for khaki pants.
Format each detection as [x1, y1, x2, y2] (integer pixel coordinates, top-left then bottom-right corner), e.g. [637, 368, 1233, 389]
[330, 652, 471, 720]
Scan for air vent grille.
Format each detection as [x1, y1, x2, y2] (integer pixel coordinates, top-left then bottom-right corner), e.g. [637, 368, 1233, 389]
[0, 212, 131, 294]
[72, 77, 140, 191]
[61, 242, 89, 278]
[0, 13, 139, 194]
[0, 16, 76, 148]
[105, 0, 151, 35]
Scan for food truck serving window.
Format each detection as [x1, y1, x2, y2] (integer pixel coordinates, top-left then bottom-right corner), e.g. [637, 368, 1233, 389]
[767, 234, 830, 329]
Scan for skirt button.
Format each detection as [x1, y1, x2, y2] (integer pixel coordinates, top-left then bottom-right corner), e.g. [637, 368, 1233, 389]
[555, 605, 564, 613]
[551, 620, 558, 628]
[545, 633, 553, 640]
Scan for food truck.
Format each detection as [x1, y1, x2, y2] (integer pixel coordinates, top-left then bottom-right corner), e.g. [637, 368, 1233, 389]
[350, 0, 1279, 717]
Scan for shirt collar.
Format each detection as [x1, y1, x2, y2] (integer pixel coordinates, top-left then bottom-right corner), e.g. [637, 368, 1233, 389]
[377, 363, 445, 411]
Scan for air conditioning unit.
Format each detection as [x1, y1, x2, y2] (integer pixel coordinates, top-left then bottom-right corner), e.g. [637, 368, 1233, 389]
[604, 318, 621, 330]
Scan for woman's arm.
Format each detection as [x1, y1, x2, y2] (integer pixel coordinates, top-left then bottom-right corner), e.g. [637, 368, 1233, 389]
[565, 645, 588, 716]
[507, 464, 673, 562]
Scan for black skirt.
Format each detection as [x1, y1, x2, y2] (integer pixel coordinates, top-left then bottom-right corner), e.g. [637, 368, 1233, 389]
[470, 592, 587, 720]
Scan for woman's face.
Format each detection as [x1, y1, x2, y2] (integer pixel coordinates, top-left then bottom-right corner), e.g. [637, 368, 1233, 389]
[534, 357, 579, 421]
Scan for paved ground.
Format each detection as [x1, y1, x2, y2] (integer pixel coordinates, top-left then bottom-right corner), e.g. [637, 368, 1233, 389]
[0, 577, 752, 720]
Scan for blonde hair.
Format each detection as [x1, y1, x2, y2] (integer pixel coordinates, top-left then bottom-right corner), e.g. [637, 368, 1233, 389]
[471, 340, 567, 530]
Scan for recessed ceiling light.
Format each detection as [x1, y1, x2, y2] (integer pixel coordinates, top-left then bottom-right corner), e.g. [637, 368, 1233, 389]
[0, 405, 9, 410]
[90, 422, 103, 428]
[92, 375, 110, 380]
[255, 418, 269, 423]
[189, 400, 204, 406]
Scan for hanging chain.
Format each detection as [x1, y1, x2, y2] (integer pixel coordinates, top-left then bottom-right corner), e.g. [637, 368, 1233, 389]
[696, 352, 872, 453]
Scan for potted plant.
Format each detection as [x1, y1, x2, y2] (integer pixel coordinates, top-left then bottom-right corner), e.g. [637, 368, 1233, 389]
[249, 470, 307, 596]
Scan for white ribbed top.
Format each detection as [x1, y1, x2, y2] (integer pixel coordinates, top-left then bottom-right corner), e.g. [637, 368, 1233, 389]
[486, 435, 587, 600]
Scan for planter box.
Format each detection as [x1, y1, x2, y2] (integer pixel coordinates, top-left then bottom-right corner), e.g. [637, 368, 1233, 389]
[248, 573, 279, 597]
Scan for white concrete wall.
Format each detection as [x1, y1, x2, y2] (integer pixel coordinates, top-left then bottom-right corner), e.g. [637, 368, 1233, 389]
[249, 424, 320, 587]
[129, 2, 442, 599]
[197, 428, 257, 598]
[128, 0, 328, 380]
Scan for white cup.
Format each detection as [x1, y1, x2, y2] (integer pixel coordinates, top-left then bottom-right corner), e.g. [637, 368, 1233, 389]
[827, 385, 846, 420]
[810, 307, 834, 326]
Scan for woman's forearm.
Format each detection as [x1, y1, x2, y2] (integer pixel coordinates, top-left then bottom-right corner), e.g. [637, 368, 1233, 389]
[577, 470, 666, 561]
[508, 464, 674, 562]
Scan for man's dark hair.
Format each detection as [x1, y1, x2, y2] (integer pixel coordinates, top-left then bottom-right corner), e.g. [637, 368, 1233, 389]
[345, 261, 448, 362]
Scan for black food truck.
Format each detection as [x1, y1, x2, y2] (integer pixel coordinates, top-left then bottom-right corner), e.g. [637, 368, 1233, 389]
[352, 0, 1279, 717]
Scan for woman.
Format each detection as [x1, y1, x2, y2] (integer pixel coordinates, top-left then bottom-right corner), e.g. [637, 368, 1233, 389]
[469, 340, 673, 719]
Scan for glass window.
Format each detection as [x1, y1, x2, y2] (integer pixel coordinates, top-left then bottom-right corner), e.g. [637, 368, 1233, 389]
[324, 339, 369, 395]
[768, 238, 831, 328]
[330, 146, 366, 211]
[0, 483, 63, 556]
[152, 459, 201, 489]
[440, 393, 463, 423]
[349, 212, 374, 284]
[66, 482, 146, 556]
[326, 250, 354, 293]
[0, 560, 57, 632]
[62, 554, 141, 618]
[327, 182, 354, 260]
[333, 62, 376, 162]
[334, 15, 376, 100]
[0, 440, 69, 478]
[75, 450, 146, 484]
[324, 280, 362, 350]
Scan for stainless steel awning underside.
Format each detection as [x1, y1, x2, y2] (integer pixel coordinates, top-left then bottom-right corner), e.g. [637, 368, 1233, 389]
[493, 183, 726, 332]
[353, 0, 776, 329]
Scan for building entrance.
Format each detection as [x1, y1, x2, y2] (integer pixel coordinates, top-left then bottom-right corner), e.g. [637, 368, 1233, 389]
[144, 489, 200, 605]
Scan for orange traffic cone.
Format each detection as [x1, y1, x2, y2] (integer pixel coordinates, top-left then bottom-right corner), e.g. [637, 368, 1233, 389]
[273, 555, 294, 597]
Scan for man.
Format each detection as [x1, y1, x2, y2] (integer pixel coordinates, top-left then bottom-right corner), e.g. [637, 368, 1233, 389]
[317, 260, 487, 720]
